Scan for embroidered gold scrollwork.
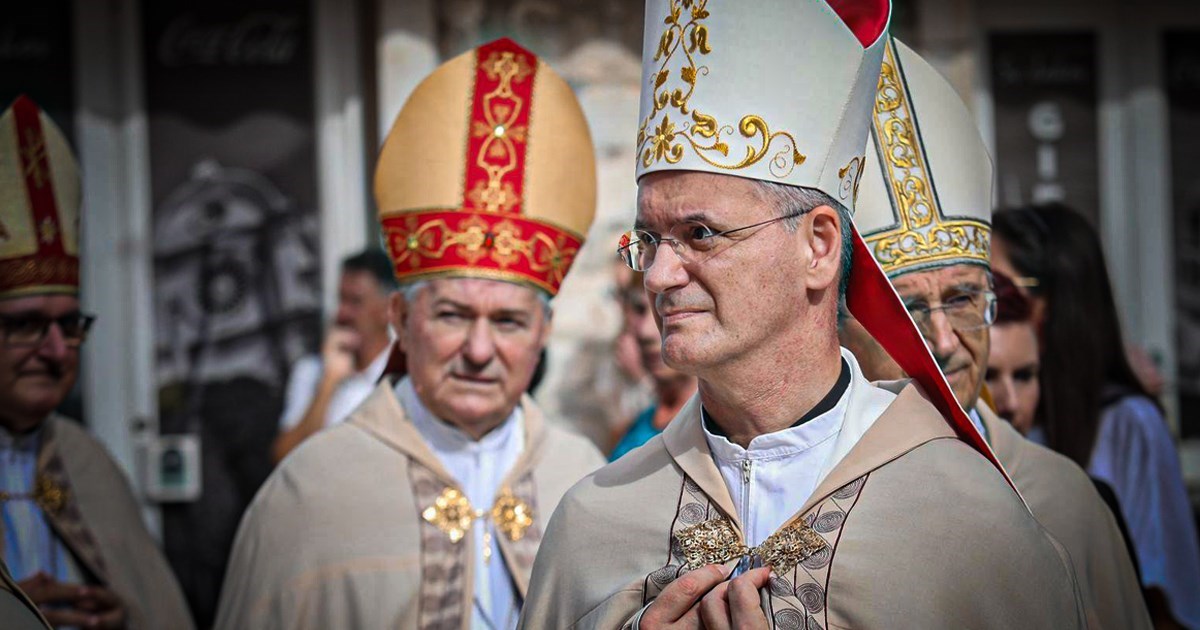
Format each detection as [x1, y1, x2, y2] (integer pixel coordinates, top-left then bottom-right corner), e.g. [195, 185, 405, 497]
[470, 50, 533, 213]
[866, 42, 991, 274]
[636, 0, 805, 177]
[838, 156, 865, 203]
[675, 517, 828, 574]
[0, 475, 68, 515]
[382, 213, 579, 286]
[871, 221, 990, 271]
[422, 487, 535, 544]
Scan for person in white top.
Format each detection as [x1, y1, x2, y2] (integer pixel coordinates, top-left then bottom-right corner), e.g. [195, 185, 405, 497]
[271, 249, 395, 463]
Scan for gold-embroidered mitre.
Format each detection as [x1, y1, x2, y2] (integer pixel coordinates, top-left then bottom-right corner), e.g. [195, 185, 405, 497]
[634, 0, 893, 212]
[374, 38, 596, 296]
[855, 38, 994, 277]
[0, 95, 81, 299]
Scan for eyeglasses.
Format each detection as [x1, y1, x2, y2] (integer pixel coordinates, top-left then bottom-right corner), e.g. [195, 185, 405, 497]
[617, 210, 807, 272]
[0, 313, 97, 347]
[904, 290, 997, 338]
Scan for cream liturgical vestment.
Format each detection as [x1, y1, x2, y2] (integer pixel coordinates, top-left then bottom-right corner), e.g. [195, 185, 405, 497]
[215, 382, 605, 629]
[977, 405, 1149, 629]
[0, 558, 50, 630]
[0, 417, 196, 630]
[520, 369, 1086, 629]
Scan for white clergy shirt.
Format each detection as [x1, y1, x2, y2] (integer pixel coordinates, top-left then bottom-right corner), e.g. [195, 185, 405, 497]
[278, 348, 390, 431]
[397, 377, 524, 630]
[703, 349, 894, 555]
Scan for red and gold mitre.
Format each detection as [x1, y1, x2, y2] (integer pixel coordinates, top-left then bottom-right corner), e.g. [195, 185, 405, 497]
[374, 38, 597, 296]
[0, 95, 80, 299]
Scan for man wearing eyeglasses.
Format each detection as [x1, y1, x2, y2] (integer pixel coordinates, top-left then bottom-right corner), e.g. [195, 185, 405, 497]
[841, 41, 1148, 628]
[520, 4, 1085, 628]
[0, 96, 193, 629]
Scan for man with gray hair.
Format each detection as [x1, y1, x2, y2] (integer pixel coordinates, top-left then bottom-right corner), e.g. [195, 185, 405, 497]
[215, 38, 604, 629]
[842, 39, 1148, 628]
[520, 3, 1084, 628]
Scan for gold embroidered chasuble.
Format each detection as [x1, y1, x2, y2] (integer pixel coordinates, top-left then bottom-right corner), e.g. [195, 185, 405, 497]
[215, 382, 605, 630]
[977, 404, 1150, 629]
[520, 379, 1087, 629]
[0, 417, 194, 630]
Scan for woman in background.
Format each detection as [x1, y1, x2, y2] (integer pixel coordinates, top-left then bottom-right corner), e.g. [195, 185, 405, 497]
[993, 204, 1200, 629]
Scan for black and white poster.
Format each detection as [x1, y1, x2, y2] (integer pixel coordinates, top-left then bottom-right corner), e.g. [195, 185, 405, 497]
[1166, 30, 1200, 438]
[143, 0, 319, 624]
[0, 0, 74, 141]
[990, 32, 1101, 224]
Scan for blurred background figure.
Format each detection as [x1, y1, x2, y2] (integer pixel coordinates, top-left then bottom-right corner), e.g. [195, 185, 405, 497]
[993, 204, 1200, 628]
[608, 270, 695, 461]
[270, 249, 394, 463]
[985, 271, 1041, 436]
[0, 95, 193, 629]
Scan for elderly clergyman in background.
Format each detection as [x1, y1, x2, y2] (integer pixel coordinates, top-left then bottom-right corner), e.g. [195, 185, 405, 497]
[839, 38, 1149, 629]
[519, 1, 1086, 628]
[0, 96, 193, 629]
[215, 38, 605, 629]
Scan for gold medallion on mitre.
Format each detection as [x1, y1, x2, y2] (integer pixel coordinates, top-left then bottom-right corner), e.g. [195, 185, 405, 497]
[855, 38, 994, 277]
[634, 0, 893, 212]
[0, 96, 81, 299]
[374, 38, 596, 296]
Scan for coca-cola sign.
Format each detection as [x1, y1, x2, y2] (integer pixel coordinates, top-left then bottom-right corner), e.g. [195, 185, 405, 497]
[0, 26, 53, 62]
[158, 12, 299, 67]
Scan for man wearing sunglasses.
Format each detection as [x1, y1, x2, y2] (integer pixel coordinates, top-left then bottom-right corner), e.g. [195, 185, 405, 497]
[0, 96, 193, 629]
[841, 41, 1148, 628]
[520, 3, 1084, 628]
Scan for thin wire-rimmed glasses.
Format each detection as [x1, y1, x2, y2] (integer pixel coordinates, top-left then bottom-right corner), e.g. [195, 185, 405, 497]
[617, 210, 807, 272]
[905, 290, 997, 337]
[0, 313, 97, 347]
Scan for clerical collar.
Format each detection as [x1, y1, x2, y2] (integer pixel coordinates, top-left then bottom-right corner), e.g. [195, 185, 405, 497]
[703, 358, 851, 439]
[395, 376, 522, 454]
[0, 423, 43, 453]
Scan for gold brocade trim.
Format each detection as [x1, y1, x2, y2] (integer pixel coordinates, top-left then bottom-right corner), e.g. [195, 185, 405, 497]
[0, 475, 67, 514]
[675, 517, 826, 574]
[635, 0, 805, 177]
[866, 41, 990, 274]
[20, 128, 49, 189]
[838, 156, 866, 204]
[421, 487, 534, 544]
[382, 213, 579, 284]
[469, 50, 534, 213]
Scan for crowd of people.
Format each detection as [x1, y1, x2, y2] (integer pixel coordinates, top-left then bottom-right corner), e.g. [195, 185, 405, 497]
[1, 0, 1199, 628]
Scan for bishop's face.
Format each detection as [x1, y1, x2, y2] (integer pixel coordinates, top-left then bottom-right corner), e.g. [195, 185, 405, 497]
[0, 295, 82, 433]
[635, 171, 814, 374]
[396, 278, 550, 438]
[890, 265, 992, 410]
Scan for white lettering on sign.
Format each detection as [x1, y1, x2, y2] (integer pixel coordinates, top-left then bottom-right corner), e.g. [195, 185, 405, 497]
[159, 12, 299, 67]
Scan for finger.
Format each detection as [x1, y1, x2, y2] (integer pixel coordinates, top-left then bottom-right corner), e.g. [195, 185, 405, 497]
[645, 564, 730, 624]
[92, 605, 127, 630]
[728, 568, 772, 628]
[699, 580, 733, 630]
[78, 585, 121, 610]
[32, 582, 88, 606]
[40, 607, 95, 627]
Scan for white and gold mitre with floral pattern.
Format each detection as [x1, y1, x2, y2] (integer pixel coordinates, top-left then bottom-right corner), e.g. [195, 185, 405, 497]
[633, 0, 892, 211]
[855, 38, 993, 277]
